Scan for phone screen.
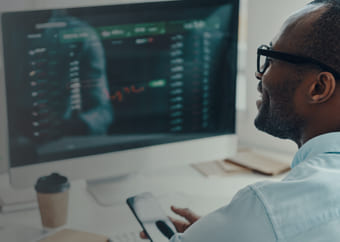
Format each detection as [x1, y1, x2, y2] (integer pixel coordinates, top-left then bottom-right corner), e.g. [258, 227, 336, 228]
[127, 192, 176, 242]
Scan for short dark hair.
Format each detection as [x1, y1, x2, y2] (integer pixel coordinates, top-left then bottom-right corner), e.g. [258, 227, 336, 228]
[301, 0, 340, 75]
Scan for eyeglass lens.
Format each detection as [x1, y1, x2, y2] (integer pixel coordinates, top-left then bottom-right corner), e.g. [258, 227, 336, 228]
[259, 54, 268, 73]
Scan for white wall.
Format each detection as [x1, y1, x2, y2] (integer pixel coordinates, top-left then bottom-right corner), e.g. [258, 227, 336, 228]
[0, 0, 34, 11]
[237, 0, 310, 154]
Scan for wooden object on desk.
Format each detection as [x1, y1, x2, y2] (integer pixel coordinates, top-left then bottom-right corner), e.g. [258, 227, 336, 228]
[192, 149, 291, 177]
[225, 149, 291, 176]
[39, 228, 110, 242]
[192, 160, 250, 177]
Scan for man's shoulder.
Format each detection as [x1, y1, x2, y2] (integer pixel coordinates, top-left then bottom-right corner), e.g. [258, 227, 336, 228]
[247, 158, 340, 241]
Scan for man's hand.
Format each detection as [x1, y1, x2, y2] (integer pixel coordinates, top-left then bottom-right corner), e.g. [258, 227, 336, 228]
[139, 206, 201, 239]
[168, 206, 201, 232]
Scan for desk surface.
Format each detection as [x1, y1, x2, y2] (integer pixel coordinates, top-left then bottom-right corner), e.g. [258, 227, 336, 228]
[0, 150, 293, 242]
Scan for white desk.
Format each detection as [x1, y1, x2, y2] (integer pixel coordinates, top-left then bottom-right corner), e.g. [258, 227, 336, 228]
[0, 151, 293, 242]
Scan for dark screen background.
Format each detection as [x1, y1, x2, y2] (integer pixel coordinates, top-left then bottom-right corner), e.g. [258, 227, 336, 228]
[2, 0, 239, 167]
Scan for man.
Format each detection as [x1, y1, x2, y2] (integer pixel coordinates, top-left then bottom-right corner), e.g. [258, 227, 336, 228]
[139, 0, 340, 241]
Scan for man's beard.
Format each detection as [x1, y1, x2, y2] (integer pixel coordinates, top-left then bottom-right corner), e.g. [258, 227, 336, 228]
[254, 92, 304, 143]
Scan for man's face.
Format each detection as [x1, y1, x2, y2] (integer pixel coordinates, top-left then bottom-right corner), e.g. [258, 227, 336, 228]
[253, 4, 326, 143]
[254, 53, 305, 141]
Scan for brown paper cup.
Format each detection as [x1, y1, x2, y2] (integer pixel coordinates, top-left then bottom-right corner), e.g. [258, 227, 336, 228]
[35, 173, 70, 229]
[37, 190, 69, 228]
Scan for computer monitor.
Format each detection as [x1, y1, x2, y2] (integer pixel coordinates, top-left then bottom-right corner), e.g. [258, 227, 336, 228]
[1, 0, 239, 205]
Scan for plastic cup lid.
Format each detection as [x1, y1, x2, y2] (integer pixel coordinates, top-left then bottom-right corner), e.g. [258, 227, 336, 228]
[35, 173, 70, 194]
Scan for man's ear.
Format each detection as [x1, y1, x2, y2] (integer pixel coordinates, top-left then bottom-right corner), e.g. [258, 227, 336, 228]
[308, 72, 336, 104]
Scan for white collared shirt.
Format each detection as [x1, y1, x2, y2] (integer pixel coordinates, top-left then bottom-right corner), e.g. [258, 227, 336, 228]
[170, 132, 340, 242]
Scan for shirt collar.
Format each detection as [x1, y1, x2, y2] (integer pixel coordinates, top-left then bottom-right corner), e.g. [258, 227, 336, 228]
[291, 132, 340, 168]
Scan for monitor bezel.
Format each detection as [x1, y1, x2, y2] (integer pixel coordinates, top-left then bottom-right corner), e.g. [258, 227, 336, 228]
[1, 0, 239, 188]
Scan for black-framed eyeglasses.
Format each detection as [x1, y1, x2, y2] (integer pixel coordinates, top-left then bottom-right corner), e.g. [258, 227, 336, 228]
[257, 44, 340, 78]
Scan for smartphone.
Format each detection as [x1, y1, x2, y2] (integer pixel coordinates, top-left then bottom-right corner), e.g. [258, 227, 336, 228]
[126, 192, 176, 242]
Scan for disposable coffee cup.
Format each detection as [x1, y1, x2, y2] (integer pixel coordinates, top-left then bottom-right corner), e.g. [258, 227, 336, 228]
[35, 173, 70, 229]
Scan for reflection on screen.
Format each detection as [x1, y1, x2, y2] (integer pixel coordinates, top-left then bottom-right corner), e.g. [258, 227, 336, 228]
[2, 1, 238, 167]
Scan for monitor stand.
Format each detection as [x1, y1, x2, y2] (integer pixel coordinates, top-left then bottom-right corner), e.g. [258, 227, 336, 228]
[86, 172, 145, 207]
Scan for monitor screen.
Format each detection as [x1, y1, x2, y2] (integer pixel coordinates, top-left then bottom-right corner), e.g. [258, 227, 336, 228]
[2, 0, 238, 168]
